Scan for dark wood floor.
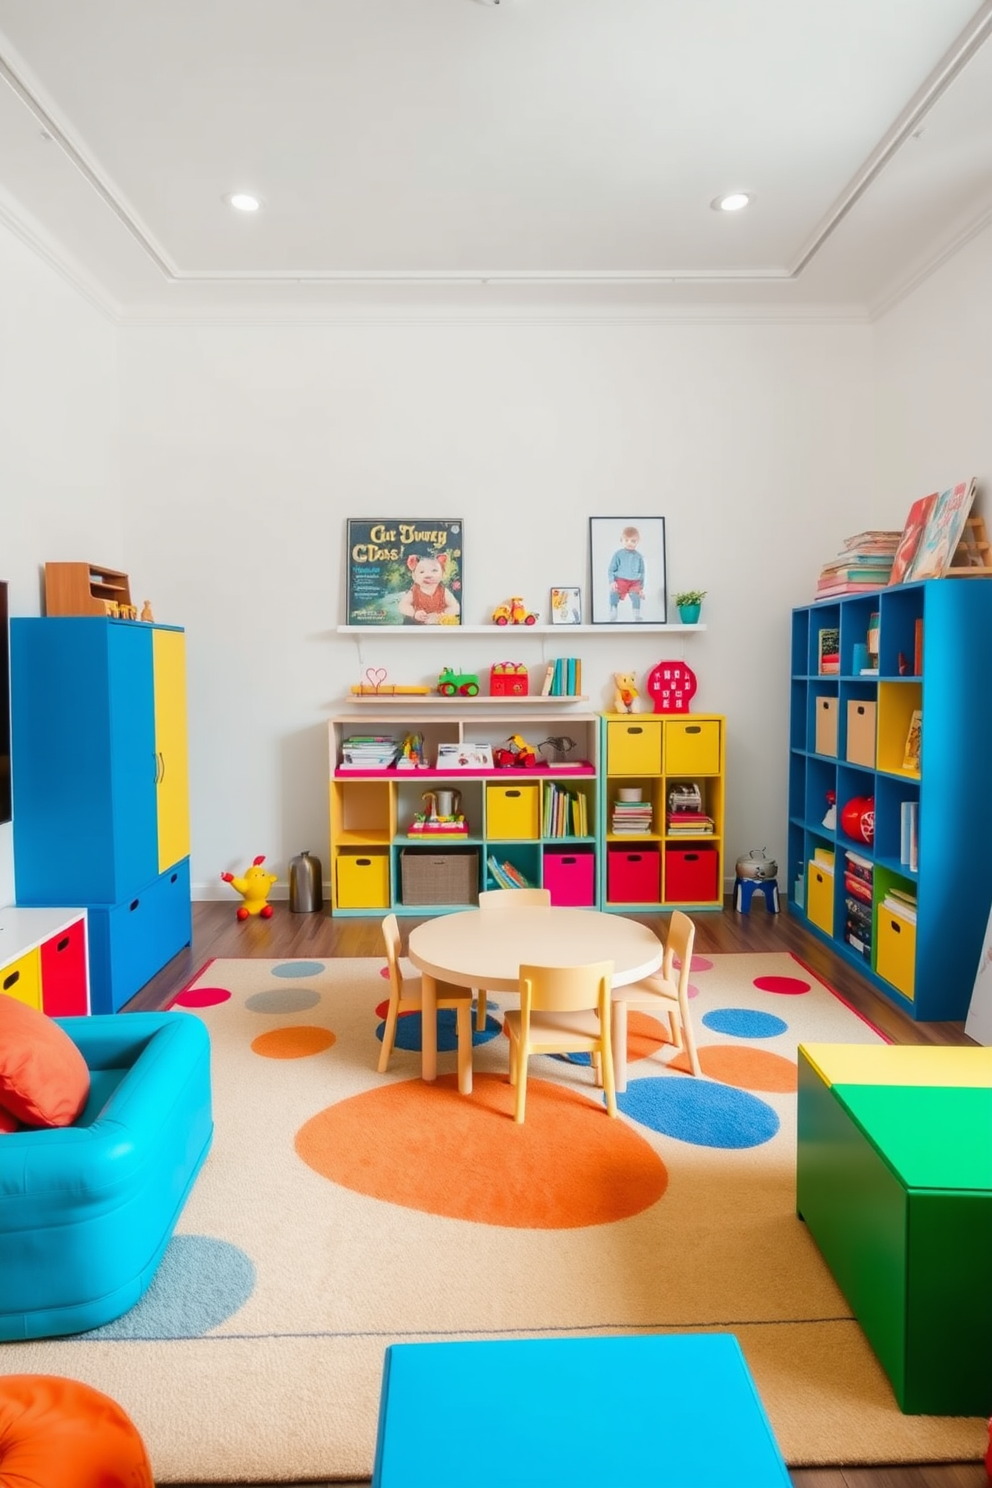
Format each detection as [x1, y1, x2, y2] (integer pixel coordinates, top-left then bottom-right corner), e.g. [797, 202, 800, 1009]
[135, 899, 987, 1488]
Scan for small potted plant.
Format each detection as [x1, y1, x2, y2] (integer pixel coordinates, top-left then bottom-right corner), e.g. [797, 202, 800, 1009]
[673, 589, 706, 625]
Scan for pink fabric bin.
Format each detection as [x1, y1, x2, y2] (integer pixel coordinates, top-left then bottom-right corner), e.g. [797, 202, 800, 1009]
[543, 849, 596, 907]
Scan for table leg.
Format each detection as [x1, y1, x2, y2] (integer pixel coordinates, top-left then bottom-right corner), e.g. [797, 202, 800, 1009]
[421, 972, 438, 1082]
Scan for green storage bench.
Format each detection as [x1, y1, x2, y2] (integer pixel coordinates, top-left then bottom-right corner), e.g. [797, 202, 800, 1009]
[797, 1043, 992, 1415]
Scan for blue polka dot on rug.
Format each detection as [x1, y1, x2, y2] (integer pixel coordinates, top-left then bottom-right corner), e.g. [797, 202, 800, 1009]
[618, 1077, 780, 1148]
[271, 960, 325, 978]
[82, 1236, 255, 1339]
[380, 1009, 502, 1053]
[246, 987, 322, 1013]
[702, 1007, 788, 1039]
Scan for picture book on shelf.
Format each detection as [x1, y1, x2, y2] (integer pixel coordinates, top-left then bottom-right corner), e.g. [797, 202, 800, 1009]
[435, 742, 494, 769]
[889, 493, 937, 585]
[817, 628, 840, 674]
[903, 479, 977, 582]
[902, 710, 922, 773]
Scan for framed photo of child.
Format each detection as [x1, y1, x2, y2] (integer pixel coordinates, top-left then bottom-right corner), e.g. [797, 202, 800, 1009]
[589, 516, 667, 624]
[346, 519, 463, 626]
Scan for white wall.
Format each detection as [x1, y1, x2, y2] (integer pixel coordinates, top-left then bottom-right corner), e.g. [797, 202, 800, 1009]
[874, 223, 992, 521]
[0, 223, 120, 905]
[120, 317, 874, 897]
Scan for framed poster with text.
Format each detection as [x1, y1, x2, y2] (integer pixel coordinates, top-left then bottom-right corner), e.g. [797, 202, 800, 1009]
[346, 520, 464, 626]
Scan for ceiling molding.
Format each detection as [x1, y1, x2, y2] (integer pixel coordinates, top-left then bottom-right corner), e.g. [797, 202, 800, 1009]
[116, 304, 871, 329]
[790, 0, 992, 274]
[868, 195, 992, 320]
[0, 177, 119, 320]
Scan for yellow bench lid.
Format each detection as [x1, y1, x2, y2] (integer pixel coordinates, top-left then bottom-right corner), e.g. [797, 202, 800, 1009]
[799, 1042, 992, 1088]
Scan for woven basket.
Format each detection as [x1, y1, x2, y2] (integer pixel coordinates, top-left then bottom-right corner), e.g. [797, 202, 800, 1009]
[400, 849, 479, 906]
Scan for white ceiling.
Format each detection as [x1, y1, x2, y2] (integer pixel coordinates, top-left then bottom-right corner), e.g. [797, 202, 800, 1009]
[1, 0, 992, 318]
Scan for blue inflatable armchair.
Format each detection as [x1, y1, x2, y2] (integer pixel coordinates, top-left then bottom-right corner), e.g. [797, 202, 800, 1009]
[0, 1011, 213, 1341]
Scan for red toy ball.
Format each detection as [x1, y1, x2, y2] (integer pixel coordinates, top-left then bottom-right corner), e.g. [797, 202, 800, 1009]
[840, 795, 875, 844]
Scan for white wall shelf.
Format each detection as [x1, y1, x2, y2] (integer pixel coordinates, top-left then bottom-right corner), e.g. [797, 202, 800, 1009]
[336, 624, 705, 635]
[345, 694, 591, 706]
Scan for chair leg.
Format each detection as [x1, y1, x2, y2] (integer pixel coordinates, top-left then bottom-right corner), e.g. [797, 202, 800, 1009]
[378, 997, 400, 1074]
[514, 1052, 528, 1123]
[455, 1003, 473, 1096]
[611, 1001, 629, 1094]
[668, 1010, 683, 1051]
[600, 1032, 618, 1118]
[475, 990, 488, 1032]
[679, 996, 702, 1077]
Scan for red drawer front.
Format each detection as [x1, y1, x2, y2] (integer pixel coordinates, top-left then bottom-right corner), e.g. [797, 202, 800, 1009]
[544, 849, 595, 907]
[665, 847, 719, 902]
[40, 917, 89, 1015]
[607, 847, 660, 904]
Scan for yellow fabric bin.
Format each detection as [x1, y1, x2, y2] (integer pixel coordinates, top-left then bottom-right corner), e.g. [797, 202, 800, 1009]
[876, 908, 916, 1001]
[664, 720, 721, 775]
[0, 946, 42, 1009]
[807, 862, 835, 935]
[336, 851, 390, 909]
[486, 783, 540, 839]
[607, 720, 662, 774]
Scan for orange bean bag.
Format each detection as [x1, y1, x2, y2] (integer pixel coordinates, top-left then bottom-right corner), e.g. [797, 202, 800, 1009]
[0, 1375, 153, 1487]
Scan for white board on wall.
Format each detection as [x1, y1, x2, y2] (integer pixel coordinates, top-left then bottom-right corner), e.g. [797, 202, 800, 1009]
[965, 898, 992, 1045]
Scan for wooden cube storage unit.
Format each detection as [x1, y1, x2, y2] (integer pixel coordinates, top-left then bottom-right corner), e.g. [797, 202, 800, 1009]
[600, 712, 725, 912]
[329, 711, 600, 916]
[788, 580, 992, 1019]
[44, 563, 133, 618]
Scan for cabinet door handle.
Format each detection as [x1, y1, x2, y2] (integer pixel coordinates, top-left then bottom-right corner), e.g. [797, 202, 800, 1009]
[3, 970, 19, 991]
[158, 751, 165, 782]
[56, 936, 70, 952]
[626, 726, 643, 736]
[685, 725, 701, 735]
[129, 898, 140, 912]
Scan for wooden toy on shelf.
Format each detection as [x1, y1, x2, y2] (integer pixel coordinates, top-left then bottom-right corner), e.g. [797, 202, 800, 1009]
[613, 672, 639, 714]
[140, 601, 155, 622]
[44, 562, 133, 619]
[492, 597, 539, 626]
[493, 734, 538, 769]
[490, 661, 529, 697]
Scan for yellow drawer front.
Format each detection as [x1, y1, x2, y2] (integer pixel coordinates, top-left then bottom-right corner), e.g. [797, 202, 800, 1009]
[1, 946, 42, 1008]
[607, 720, 662, 774]
[807, 864, 835, 935]
[664, 720, 721, 775]
[487, 784, 540, 839]
[336, 852, 391, 909]
[876, 911, 916, 1001]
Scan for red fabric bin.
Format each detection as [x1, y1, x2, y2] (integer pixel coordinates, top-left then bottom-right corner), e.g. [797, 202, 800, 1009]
[607, 846, 660, 904]
[665, 847, 719, 902]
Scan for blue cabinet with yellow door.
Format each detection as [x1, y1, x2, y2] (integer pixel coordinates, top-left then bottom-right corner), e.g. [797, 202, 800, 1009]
[11, 618, 191, 1012]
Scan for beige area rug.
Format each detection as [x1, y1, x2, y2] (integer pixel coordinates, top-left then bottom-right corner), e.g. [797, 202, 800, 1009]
[4, 952, 985, 1482]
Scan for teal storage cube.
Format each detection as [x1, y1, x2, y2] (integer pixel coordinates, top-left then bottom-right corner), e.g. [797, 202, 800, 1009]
[797, 1052, 992, 1414]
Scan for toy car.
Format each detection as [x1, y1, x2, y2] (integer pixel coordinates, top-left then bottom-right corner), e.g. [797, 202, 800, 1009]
[437, 667, 480, 697]
[492, 596, 538, 626]
[493, 733, 539, 768]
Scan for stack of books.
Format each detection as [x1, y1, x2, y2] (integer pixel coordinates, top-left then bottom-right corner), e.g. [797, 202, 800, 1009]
[486, 856, 533, 890]
[541, 658, 582, 697]
[815, 531, 901, 598]
[666, 811, 714, 835]
[882, 884, 917, 924]
[612, 799, 653, 833]
[844, 849, 873, 959]
[339, 734, 397, 770]
[543, 783, 588, 837]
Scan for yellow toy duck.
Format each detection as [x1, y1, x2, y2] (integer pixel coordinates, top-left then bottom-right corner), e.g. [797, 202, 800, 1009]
[221, 855, 278, 920]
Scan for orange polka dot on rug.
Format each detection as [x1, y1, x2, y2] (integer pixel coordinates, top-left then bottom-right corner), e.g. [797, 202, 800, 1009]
[669, 1044, 797, 1092]
[626, 1009, 677, 1065]
[251, 1026, 336, 1059]
[296, 1073, 667, 1228]
[753, 974, 810, 995]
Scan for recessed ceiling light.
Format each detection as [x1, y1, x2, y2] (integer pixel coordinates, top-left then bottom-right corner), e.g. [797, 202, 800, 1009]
[225, 192, 262, 212]
[712, 192, 751, 212]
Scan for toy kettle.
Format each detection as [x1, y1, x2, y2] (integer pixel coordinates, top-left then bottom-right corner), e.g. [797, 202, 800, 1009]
[423, 789, 461, 820]
[288, 850, 323, 914]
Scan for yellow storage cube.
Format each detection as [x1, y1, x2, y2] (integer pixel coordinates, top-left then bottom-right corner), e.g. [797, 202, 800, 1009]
[607, 720, 662, 774]
[486, 783, 540, 839]
[876, 908, 916, 1001]
[807, 862, 835, 935]
[0, 946, 42, 1009]
[336, 851, 390, 909]
[664, 719, 721, 775]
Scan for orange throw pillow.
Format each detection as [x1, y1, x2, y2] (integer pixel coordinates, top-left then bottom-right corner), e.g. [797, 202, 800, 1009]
[0, 993, 90, 1128]
[0, 1375, 153, 1487]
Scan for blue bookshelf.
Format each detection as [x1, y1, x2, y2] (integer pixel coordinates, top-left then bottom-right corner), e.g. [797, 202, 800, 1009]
[788, 579, 992, 1020]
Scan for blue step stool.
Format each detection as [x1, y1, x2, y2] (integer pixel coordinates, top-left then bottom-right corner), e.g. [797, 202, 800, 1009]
[734, 876, 780, 914]
[372, 1334, 790, 1488]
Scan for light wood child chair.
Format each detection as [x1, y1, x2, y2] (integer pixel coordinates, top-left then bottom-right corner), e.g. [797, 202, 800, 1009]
[476, 887, 551, 1030]
[379, 914, 475, 1094]
[609, 910, 700, 1090]
[503, 960, 617, 1124]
